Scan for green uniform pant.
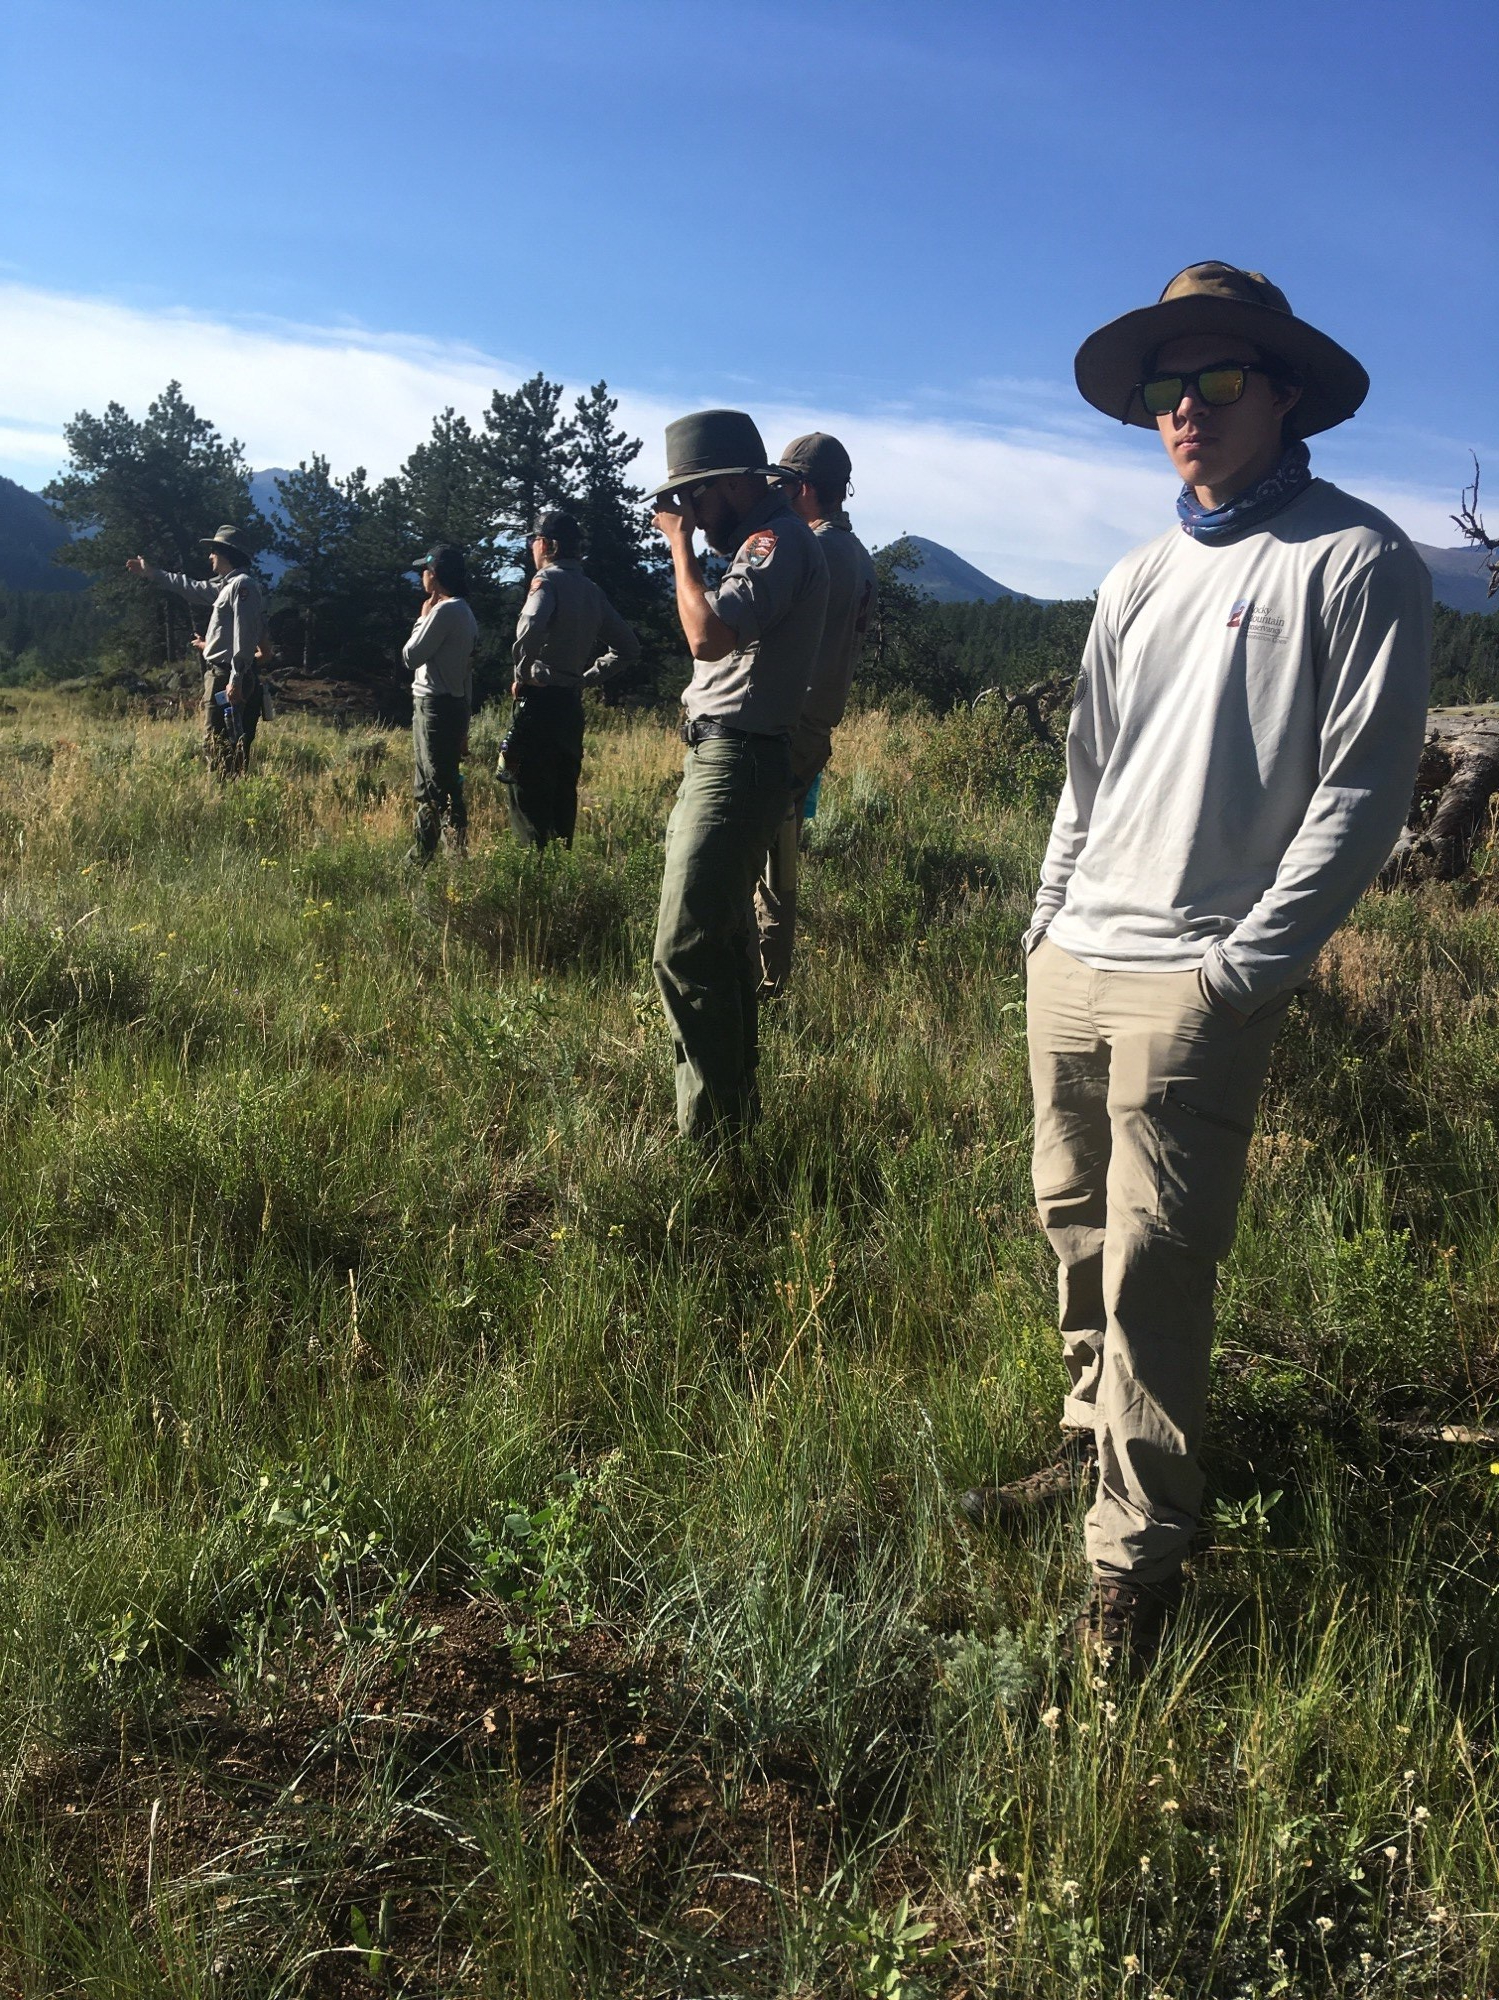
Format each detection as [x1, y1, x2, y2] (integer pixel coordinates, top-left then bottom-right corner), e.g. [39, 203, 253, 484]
[755, 778, 812, 996]
[412, 693, 469, 857]
[653, 733, 793, 1142]
[1026, 937, 1288, 1583]
[503, 687, 585, 849]
[202, 669, 259, 778]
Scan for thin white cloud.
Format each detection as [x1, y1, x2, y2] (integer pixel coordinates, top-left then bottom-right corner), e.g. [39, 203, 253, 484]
[0, 281, 1468, 601]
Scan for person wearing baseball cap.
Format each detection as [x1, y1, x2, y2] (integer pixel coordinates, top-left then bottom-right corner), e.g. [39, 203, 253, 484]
[501, 509, 640, 850]
[126, 525, 270, 776]
[403, 544, 479, 864]
[961, 262, 1432, 1668]
[649, 410, 829, 1143]
[755, 432, 877, 995]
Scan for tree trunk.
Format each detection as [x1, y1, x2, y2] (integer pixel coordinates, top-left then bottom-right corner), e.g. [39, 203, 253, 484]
[1380, 715, 1499, 886]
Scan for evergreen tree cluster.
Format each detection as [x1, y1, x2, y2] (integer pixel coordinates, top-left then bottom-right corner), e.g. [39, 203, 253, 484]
[34, 384, 1499, 714]
[44, 377, 669, 703]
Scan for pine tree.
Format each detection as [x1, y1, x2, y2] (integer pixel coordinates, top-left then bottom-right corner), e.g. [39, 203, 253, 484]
[479, 374, 573, 576]
[43, 382, 264, 668]
[568, 380, 659, 618]
[399, 410, 489, 573]
[270, 455, 359, 670]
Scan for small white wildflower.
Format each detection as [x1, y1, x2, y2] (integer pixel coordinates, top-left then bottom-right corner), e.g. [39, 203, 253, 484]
[1383, 1845, 1398, 1862]
[1060, 1879, 1080, 1901]
[1161, 1798, 1180, 1813]
[1429, 1907, 1447, 1925]
[1040, 1705, 1062, 1732]
[1316, 1916, 1334, 1933]
[1138, 1853, 1152, 1875]
[1122, 1953, 1140, 1973]
[1412, 1804, 1430, 1823]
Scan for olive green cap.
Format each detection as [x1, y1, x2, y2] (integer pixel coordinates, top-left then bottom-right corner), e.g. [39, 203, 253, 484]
[778, 432, 853, 490]
[1073, 261, 1369, 437]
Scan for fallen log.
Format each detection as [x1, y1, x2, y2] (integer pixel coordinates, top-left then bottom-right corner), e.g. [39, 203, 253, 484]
[1379, 713, 1499, 887]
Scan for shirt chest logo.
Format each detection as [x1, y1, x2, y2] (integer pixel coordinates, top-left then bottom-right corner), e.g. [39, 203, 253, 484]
[1226, 599, 1287, 643]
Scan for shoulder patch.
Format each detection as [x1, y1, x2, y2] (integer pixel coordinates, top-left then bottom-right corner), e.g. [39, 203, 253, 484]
[741, 530, 778, 570]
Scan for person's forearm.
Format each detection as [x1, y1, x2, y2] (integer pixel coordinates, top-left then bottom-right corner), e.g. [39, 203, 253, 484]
[669, 540, 735, 661]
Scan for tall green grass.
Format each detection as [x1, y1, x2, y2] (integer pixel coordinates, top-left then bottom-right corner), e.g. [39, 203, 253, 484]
[0, 691, 1491, 1996]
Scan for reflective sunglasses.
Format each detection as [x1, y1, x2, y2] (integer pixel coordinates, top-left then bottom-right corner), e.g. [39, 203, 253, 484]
[1138, 362, 1274, 417]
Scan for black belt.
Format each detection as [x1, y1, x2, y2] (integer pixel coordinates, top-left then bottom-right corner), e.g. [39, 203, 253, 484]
[681, 717, 790, 747]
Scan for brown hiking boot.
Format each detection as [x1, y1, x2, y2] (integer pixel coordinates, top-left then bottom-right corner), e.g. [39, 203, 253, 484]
[1071, 1571, 1184, 1671]
[959, 1428, 1097, 1528]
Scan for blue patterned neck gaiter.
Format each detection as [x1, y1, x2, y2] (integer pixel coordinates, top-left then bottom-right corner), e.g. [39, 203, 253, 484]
[1177, 439, 1312, 544]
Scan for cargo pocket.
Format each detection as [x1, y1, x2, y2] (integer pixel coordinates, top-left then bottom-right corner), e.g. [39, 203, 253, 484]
[1148, 1083, 1256, 1259]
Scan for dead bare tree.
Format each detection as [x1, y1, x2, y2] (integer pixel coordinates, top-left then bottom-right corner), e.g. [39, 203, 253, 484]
[973, 669, 1074, 746]
[1452, 454, 1499, 601]
[1380, 717, 1499, 886]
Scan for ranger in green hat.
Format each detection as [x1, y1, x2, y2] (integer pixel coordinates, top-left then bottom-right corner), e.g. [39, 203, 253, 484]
[755, 432, 877, 995]
[961, 261, 1432, 1669]
[502, 509, 640, 849]
[649, 410, 829, 1142]
[127, 525, 270, 776]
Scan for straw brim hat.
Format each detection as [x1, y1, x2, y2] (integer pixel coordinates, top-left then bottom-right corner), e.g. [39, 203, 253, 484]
[1074, 262, 1369, 438]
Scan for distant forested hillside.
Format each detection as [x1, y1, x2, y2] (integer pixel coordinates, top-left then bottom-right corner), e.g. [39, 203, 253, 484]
[0, 476, 82, 593]
[0, 585, 108, 683]
[1429, 602, 1499, 706]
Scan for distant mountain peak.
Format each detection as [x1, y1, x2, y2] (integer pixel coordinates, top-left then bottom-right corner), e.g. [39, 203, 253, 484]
[881, 535, 1039, 604]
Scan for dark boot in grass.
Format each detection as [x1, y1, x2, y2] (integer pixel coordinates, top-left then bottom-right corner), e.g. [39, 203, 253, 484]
[959, 1427, 1097, 1528]
[1071, 1569, 1184, 1672]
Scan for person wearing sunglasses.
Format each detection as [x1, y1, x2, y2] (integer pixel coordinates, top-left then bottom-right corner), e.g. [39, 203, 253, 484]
[962, 262, 1432, 1668]
[649, 409, 829, 1144]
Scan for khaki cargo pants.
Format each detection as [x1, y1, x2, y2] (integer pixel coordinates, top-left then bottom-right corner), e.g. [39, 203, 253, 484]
[1026, 936, 1289, 1582]
[412, 693, 469, 859]
[653, 732, 792, 1142]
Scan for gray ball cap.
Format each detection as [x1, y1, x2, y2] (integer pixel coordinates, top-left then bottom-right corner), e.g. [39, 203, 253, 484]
[1073, 261, 1369, 438]
[778, 432, 853, 489]
[199, 523, 251, 561]
[650, 409, 789, 499]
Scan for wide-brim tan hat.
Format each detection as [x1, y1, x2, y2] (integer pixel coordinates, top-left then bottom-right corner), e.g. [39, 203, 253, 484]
[199, 523, 251, 561]
[650, 409, 790, 499]
[1074, 262, 1369, 437]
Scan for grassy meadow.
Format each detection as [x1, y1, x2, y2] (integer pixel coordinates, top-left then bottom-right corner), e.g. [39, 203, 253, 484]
[0, 688, 1493, 1997]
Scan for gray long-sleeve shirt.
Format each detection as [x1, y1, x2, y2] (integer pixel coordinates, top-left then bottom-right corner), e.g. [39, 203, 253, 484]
[1028, 479, 1432, 1012]
[686, 491, 829, 736]
[150, 566, 267, 679]
[404, 596, 479, 701]
[512, 558, 639, 689]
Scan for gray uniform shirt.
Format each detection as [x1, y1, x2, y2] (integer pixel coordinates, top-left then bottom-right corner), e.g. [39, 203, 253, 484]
[792, 517, 877, 784]
[404, 596, 479, 701]
[512, 559, 640, 689]
[151, 566, 267, 679]
[685, 491, 829, 736]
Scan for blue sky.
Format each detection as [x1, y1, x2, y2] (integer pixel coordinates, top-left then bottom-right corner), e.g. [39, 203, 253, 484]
[2, 0, 1495, 596]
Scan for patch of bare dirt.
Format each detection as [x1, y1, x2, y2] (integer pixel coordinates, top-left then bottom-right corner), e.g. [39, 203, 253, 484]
[22, 1599, 864, 1995]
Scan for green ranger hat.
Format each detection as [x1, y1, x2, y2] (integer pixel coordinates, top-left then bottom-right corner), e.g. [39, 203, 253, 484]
[198, 523, 251, 562]
[1073, 261, 1369, 438]
[650, 409, 788, 499]
[777, 432, 853, 490]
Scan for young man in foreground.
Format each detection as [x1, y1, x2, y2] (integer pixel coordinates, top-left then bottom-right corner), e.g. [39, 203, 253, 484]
[404, 544, 478, 864]
[964, 263, 1432, 1663]
[650, 410, 828, 1142]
